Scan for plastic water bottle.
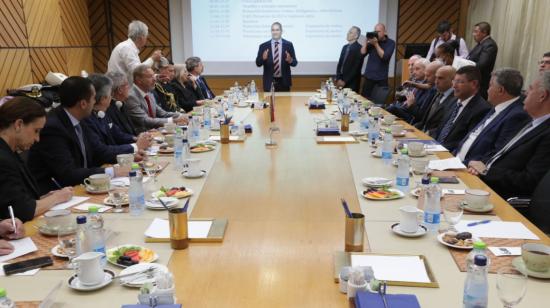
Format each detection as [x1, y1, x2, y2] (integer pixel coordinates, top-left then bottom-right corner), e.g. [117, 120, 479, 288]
[128, 171, 145, 216]
[237, 121, 245, 137]
[182, 137, 190, 162]
[463, 255, 489, 308]
[381, 129, 393, 165]
[75, 215, 88, 256]
[250, 80, 258, 101]
[87, 205, 106, 266]
[423, 177, 442, 232]
[0, 288, 15, 308]
[368, 116, 379, 144]
[396, 148, 410, 193]
[174, 128, 183, 171]
[350, 101, 359, 122]
[360, 113, 370, 131]
[466, 241, 490, 272]
[203, 107, 211, 130]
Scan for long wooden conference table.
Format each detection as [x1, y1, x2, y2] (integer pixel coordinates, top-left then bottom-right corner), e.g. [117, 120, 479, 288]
[7, 93, 550, 307]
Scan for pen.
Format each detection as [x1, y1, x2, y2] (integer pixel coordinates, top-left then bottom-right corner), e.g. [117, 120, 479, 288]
[182, 198, 190, 212]
[8, 205, 16, 234]
[340, 198, 352, 218]
[467, 220, 491, 227]
[51, 177, 62, 189]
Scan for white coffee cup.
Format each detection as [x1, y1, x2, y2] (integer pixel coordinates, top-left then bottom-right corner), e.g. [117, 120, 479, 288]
[464, 189, 490, 209]
[370, 106, 381, 116]
[44, 209, 71, 229]
[73, 251, 105, 286]
[383, 114, 396, 125]
[391, 124, 404, 135]
[163, 122, 176, 133]
[84, 174, 110, 192]
[399, 206, 424, 233]
[184, 158, 202, 177]
[521, 243, 550, 272]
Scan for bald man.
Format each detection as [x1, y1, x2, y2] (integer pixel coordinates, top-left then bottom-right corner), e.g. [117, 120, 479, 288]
[360, 23, 395, 99]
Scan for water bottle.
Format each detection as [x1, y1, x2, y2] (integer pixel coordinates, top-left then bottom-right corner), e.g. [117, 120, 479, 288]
[466, 241, 490, 272]
[381, 129, 393, 165]
[360, 113, 370, 131]
[368, 116, 380, 144]
[0, 288, 15, 308]
[173, 128, 183, 171]
[350, 100, 359, 122]
[75, 215, 88, 256]
[128, 171, 145, 216]
[463, 255, 489, 308]
[204, 107, 211, 130]
[87, 206, 106, 266]
[237, 121, 245, 137]
[192, 116, 200, 143]
[423, 177, 442, 232]
[250, 80, 258, 101]
[396, 148, 410, 193]
[182, 137, 190, 161]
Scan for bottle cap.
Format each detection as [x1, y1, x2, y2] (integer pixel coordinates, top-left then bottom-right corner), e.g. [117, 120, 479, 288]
[421, 176, 430, 185]
[401, 148, 408, 154]
[0, 288, 6, 297]
[430, 176, 439, 184]
[76, 215, 87, 224]
[88, 205, 99, 213]
[474, 255, 487, 266]
[386, 128, 392, 133]
[473, 241, 487, 250]
[131, 163, 140, 169]
[129, 171, 137, 177]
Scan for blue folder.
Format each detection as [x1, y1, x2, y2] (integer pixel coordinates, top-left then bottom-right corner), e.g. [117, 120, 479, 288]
[355, 290, 421, 308]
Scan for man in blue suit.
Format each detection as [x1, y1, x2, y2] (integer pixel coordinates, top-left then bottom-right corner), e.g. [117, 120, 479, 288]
[255, 22, 298, 92]
[454, 68, 530, 164]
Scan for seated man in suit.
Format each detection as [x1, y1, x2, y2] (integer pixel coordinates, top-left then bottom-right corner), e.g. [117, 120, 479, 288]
[455, 68, 529, 164]
[28, 76, 129, 195]
[335, 26, 364, 92]
[168, 64, 204, 112]
[105, 71, 138, 137]
[432, 66, 491, 152]
[540, 51, 550, 74]
[256, 22, 298, 92]
[153, 57, 179, 112]
[468, 71, 550, 200]
[0, 218, 25, 255]
[0, 97, 73, 221]
[83, 74, 152, 165]
[467, 22, 498, 99]
[186, 57, 215, 99]
[125, 64, 187, 133]
[415, 65, 457, 135]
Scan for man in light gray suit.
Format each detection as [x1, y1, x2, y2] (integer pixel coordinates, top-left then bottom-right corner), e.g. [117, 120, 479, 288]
[125, 64, 188, 133]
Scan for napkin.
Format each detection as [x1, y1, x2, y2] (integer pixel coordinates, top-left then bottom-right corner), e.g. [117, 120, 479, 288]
[355, 291, 420, 308]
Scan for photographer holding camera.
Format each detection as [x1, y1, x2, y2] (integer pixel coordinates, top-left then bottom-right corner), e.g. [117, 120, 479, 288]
[360, 23, 395, 99]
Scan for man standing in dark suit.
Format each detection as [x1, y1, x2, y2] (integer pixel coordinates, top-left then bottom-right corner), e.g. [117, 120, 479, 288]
[432, 66, 491, 152]
[455, 68, 530, 164]
[255, 22, 298, 92]
[335, 26, 364, 92]
[468, 71, 550, 200]
[28, 77, 129, 195]
[467, 22, 498, 99]
[415, 65, 457, 135]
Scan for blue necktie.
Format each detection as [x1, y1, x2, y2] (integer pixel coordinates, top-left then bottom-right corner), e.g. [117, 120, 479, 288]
[74, 123, 88, 168]
[437, 102, 461, 143]
[197, 77, 211, 99]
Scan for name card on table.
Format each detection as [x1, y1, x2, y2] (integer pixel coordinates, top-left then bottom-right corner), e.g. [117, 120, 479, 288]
[316, 136, 359, 144]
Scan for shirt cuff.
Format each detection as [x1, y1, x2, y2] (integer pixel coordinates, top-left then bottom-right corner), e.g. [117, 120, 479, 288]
[131, 143, 138, 153]
[105, 167, 114, 178]
[167, 117, 173, 124]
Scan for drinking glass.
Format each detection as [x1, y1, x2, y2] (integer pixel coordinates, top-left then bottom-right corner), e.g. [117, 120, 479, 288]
[108, 188, 126, 213]
[143, 155, 159, 184]
[497, 266, 527, 308]
[57, 231, 77, 270]
[443, 201, 463, 231]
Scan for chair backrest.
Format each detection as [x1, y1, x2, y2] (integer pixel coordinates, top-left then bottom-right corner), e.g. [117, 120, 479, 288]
[528, 169, 550, 234]
[368, 85, 390, 106]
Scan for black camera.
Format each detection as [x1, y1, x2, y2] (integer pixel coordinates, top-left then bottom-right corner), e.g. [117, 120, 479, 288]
[366, 31, 378, 39]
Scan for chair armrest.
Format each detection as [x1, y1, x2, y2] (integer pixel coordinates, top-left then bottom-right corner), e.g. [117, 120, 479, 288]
[506, 197, 531, 208]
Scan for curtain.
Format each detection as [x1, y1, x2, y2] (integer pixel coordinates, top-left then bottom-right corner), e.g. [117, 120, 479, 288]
[466, 0, 550, 87]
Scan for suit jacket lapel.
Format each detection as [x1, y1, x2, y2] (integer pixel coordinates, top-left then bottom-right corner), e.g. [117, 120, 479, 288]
[503, 118, 550, 155]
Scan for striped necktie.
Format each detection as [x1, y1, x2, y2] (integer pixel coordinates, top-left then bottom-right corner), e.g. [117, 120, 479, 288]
[437, 101, 461, 143]
[273, 41, 281, 77]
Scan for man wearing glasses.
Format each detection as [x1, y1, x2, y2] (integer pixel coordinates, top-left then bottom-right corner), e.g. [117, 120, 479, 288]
[539, 52, 550, 74]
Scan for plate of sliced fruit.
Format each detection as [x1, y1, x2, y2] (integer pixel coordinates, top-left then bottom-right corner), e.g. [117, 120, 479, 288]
[362, 187, 405, 200]
[106, 245, 158, 268]
[152, 186, 193, 199]
[190, 143, 216, 153]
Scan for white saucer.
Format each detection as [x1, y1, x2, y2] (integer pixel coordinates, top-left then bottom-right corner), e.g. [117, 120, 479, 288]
[391, 223, 427, 237]
[461, 201, 494, 213]
[51, 245, 69, 258]
[349, 130, 367, 137]
[512, 257, 550, 279]
[68, 270, 114, 291]
[145, 197, 179, 210]
[392, 131, 407, 137]
[85, 187, 109, 195]
[361, 177, 392, 187]
[182, 170, 207, 178]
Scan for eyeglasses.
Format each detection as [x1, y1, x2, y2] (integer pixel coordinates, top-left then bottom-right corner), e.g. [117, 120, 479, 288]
[539, 60, 550, 65]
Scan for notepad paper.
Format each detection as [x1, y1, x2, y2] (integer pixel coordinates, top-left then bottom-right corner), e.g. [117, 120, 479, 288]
[73, 203, 112, 213]
[50, 196, 90, 211]
[0, 237, 38, 263]
[425, 144, 448, 152]
[456, 220, 539, 240]
[320, 136, 356, 142]
[350, 255, 431, 283]
[428, 157, 467, 171]
[144, 218, 212, 239]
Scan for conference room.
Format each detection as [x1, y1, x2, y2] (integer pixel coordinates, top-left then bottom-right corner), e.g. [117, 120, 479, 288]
[0, 0, 549, 307]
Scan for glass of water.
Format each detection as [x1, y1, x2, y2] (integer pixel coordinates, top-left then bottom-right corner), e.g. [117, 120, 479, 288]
[443, 201, 463, 231]
[497, 266, 527, 308]
[57, 231, 77, 269]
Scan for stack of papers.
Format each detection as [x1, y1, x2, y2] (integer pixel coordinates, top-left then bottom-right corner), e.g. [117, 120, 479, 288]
[144, 218, 213, 239]
[0, 237, 37, 263]
[50, 196, 90, 211]
[425, 144, 448, 152]
[428, 157, 467, 171]
[350, 255, 431, 283]
[318, 136, 357, 143]
[455, 220, 539, 240]
[73, 203, 112, 213]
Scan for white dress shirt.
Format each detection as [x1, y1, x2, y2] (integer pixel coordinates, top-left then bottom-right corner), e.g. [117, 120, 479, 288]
[457, 97, 518, 161]
[426, 34, 469, 60]
[452, 56, 476, 70]
[107, 38, 154, 80]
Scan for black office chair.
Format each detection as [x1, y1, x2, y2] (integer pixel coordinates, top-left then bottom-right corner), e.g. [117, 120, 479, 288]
[368, 85, 390, 106]
[507, 169, 550, 234]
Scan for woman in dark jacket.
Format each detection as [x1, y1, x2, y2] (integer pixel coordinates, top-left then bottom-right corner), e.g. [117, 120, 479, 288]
[167, 64, 205, 112]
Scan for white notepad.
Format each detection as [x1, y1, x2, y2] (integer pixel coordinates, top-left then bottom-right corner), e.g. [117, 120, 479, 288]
[50, 196, 90, 211]
[455, 220, 539, 240]
[0, 237, 38, 263]
[428, 157, 467, 171]
[144, 218, 212, 239]
[351, 255, 431, 283]
[320, 136, 357, 142]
